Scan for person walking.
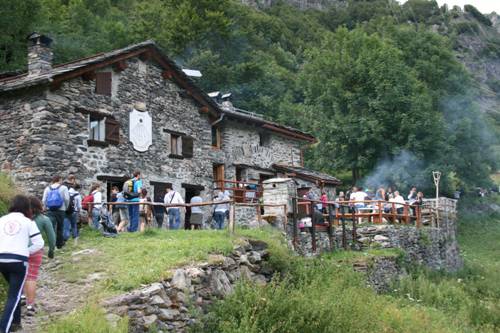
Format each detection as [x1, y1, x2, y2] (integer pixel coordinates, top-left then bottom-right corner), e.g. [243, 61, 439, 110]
[89, 183, 103, 230]
[24, 197, 56, 316]
[213, 190, 229, 230]
[111, 186, 129, 233]
[0, 195, 44, 333]
[63, 183, 82, 244]
[164, 186, 184, 230]
[190, 190, 203, 230]
[124, 171, 142, 232]
[139, 189, 152, 232]
[42, 175, 69, 249]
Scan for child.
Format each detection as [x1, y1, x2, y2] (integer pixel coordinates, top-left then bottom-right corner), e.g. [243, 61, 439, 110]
[111, 186, 129, 233]
[139, 189, 152, 232]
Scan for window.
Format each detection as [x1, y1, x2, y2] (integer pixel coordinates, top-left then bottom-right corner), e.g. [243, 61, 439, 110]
[88, 114, 120, 147]
[170, 134, 180, 155]
[89, 115, 105, 141]
[259, 132, 270, 147]
[167, 131, 194, 159]
[95, 72, 112, 96]
[211, 126, 221, 148]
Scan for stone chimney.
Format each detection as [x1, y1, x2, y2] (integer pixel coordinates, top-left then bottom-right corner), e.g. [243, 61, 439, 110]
[27, 32, 53, 76]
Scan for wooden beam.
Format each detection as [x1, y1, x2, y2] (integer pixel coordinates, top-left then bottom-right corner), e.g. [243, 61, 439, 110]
[113, 60, 128, 72]
[139, 51, 151, 62]
[49, 81, 62, 91]
[81, 71, 96, 81]
[261, 123, 316, 143]
[162, 70, 173, 79]
[199, 106, 209, 113]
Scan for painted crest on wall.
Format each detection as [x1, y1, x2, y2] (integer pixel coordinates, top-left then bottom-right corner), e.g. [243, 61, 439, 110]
[129, 108, 152, 152]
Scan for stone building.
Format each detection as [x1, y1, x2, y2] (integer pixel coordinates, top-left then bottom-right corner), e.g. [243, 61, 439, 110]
[0, 34, 339, 209]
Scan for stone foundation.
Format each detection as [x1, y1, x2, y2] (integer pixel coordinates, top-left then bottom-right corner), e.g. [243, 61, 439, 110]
[102, 239, 273, 332]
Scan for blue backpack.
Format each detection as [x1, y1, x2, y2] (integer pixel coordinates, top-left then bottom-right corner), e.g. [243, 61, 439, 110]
[46, 185, 64, 210]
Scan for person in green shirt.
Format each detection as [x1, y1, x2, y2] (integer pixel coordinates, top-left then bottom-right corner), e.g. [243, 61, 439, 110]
[23, 197, 56, 314]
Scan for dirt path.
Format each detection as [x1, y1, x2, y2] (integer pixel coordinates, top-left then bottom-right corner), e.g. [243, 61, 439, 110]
[19, 249, 99, 333]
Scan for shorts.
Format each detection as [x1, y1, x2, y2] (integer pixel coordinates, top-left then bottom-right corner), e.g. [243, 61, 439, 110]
[113, 208, 129, 225]
[27, 249, 43, 281]
[190, 213, 203, 225]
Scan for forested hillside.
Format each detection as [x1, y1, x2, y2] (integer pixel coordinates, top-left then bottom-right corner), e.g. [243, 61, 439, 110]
[1, 0, 498, 193]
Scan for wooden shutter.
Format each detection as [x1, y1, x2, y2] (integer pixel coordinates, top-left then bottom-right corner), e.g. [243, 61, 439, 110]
[105, 117, 120, 145]
[95, 72, 112, 96]
[182, 136, 194, 158]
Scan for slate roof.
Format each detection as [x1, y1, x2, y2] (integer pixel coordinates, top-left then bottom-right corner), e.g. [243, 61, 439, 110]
[272, 164, 341, 185]
[0, 39, 315, 142]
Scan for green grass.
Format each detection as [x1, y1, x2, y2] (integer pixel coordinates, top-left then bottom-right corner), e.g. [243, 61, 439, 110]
[4, 196, 500, 332]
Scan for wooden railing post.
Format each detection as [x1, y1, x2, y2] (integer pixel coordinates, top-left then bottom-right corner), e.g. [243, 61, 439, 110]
[310, 201, 317, 253]
[340, 204, 347, 250]
[328, 203, 334, 251]
[351, 207, 357, 250]
[229, 202, 235, 234]
[416, 205, 422, 229]
[292, 197, 298, 250]
[378, 201, 383, 224]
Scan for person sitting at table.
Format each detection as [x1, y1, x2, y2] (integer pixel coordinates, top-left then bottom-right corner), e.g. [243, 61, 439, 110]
[374, 187, 385, 201]
[349, 186, 367, 211]
[392, 191, 406, 217]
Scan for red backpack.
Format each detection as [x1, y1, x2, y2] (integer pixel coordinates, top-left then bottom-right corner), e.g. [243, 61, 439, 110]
[82, 193, 94, 210]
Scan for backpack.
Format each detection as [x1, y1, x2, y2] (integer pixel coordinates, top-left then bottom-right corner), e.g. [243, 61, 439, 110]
[123, 179, 139, 200]
[66, 193, 79, 215]
[46, 185, 64, 211]
[82, 193, 94, 210]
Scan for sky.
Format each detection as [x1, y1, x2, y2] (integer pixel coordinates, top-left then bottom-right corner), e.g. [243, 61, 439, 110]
[434, 0, 499, 13]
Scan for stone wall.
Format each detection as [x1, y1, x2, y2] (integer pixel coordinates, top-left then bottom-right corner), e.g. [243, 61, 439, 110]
[102, 239, 273, 332]
[218, 120, 303, 178]
[289, 221, 463, 272]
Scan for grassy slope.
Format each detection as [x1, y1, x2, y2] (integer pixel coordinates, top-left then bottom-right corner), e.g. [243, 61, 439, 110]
[2, 197, 500, 332]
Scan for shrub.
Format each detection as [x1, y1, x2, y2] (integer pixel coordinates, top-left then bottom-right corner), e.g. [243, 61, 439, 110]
[452, 21, 479, 34]
[0, 173, 16, 215]
[464, 5, 492, 26]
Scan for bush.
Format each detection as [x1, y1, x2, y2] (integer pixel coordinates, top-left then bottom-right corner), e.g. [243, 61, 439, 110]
[452, 21, 479, 34]
[464, 5, 492, 26]
[0, 173, 16, 215]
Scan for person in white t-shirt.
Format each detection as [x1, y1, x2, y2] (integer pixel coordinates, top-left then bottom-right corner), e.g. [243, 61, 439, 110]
[0, 195, 44, 333]
[349, 186, 367, 211]
[391, 191, 406, 215]
[164, 186, 185, 230]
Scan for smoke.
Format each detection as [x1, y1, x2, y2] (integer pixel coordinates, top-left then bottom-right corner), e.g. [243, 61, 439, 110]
[360, 151, 426, 191]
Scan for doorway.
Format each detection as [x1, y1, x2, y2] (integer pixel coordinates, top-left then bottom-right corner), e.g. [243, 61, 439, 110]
[97, 175, 128, 204]
[182, 183, 204, 230]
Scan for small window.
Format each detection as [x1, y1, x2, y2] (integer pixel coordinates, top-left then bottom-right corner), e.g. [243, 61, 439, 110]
[259, 132, 270, 147]
[88, 114, 120, 147]
[95, 72, 112, 96]
[211, 126, 221, 148]
[170, 134, 180, 155]
[182, 136, 194, 158]
[89, 115, 105, 141]
[167, 130, 194, 159]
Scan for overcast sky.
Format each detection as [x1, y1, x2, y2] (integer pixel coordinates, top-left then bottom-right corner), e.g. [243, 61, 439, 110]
[434, 0, 499, 13]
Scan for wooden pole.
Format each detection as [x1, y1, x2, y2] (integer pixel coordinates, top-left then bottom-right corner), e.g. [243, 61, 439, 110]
[341, 205, 347, 250]
[378, 201, 383, 224]
[292, 197, 298, 250]
[310, 201, 317, 253]
[328, 203, 334, 251]
[229, 202, 235, 234]
[283, 204, 288, 232]
[351, 208, 357, 250]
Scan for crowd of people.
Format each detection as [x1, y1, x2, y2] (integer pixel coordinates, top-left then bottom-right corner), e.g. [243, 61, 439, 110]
[0, 170, 234, 332]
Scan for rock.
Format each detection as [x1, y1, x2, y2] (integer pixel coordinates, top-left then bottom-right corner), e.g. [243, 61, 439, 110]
[171, 269, 191, 290]
[150, 295, 165, 305]
[239, 254, 251, 266]
[223, 256, 237, 269]
[185, 267, 204, 279]
[373, 235, 389, 242]
[158, 308, 180, 321]
[85, 272, 105, 282]
[248, 251, 262, 264]
[105, 313, 122, 328]
[208, 254, 225, 266]
[141, 283, 163, 296]
[143, 314, 158, 328]
[248, 239, 268, 251]
[210, 269, 233, 297]
[71, 248, 97, 256]
[358, 237, 370, 243]
[252, 274, 267, 286]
